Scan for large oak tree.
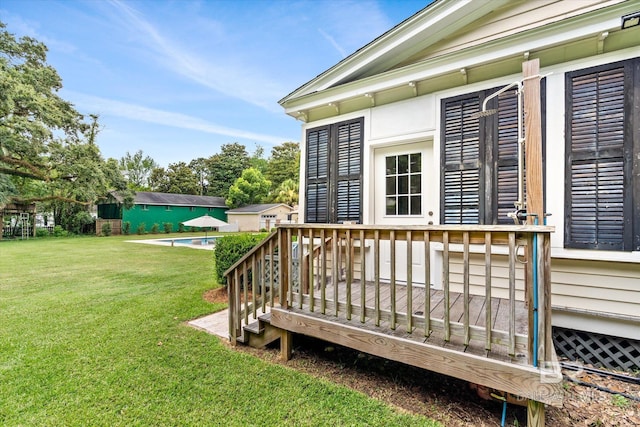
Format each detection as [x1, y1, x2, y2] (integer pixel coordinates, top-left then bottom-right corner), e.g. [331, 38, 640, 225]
[0, 22, 131, 231]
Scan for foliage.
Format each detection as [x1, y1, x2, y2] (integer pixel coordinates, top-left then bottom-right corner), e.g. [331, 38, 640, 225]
[207, 142, 250, 197]
[147, 166, 168, 192]
[0, 237, 435, 426]
[36, 228, 50, 238]
[189, 157, 209, 195]
[136, 222, 146, 235]
[149, 162, 198, 195]
[166, 162, 199, 194]
[266, 142, 300, 191]
[214, 233, 265, 285]
[0, 23, 132, 220]
[122, 221, 131, 235]
[274, 178, 299, 206]
[226, 167, 271, 209]
[178, 223, 185, 233]
[119, 150, 158, 190]
[101, 222, 112, 236]
[52, 225, 68, 237]
[249, 144, 268, 174]
[151, 223, 159, 234]
[163, 222, 173, 233]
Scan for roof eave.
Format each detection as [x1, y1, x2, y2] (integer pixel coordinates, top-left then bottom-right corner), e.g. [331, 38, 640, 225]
[279, 0, 513, 106]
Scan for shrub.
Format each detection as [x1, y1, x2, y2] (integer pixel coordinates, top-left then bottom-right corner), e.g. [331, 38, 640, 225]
[36, 228, 50, 238]
[101, 222, 112, 237]
[178, 223, 185, 233]
[53, 225, 67, 237]
[163, 222, 173, 234]
[123, 221, 131, 235]
[214, 234, 265, 286]
[137, 223, 146, 235]
[150, 223, 159, 234]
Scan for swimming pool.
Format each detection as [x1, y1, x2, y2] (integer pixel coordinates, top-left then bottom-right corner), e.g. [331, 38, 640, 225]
[160, 236, 218, 245]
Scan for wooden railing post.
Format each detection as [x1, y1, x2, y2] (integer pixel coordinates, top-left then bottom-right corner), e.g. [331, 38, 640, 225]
[279, 228, 290, 310]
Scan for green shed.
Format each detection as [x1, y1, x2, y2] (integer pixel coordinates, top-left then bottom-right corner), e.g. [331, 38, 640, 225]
[98, 192, 228, 234]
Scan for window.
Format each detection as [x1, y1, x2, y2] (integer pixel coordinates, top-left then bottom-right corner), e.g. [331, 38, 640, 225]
[190, 206, 196, 212]
[261, 214, 277, 219]
[141, 204, 148, 211]
[565, 58, 639, 251]
[440, 84, 546, 224]
[165, 205, 171, 211]
[305, 118, 363, 223]
[385, 153, 422, 215]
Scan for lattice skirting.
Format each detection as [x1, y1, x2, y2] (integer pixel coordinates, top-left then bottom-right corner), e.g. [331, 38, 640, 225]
[553, 327, 640, 372]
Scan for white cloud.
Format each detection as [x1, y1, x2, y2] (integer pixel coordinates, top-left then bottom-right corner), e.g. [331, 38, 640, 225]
[67, 91, 288, 145]
[104, 0, 284, 113]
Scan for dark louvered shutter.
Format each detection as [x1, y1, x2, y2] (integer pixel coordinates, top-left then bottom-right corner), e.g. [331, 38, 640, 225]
[565, 65, 628, 250]
[442, 96, 481, 224]
[305, 127, 329, 223]
[496, 89, 523, 224]
[335, 119, 362, 223]
[305, 119, 363, 224]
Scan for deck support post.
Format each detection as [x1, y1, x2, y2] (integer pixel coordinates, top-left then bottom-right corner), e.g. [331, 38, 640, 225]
[281, 330, 292, 361]
[527, 400, 545, 427]
[523, 58, 546, 427]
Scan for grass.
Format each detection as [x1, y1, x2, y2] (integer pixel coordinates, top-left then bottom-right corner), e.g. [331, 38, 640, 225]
[0, 235, 440, 426]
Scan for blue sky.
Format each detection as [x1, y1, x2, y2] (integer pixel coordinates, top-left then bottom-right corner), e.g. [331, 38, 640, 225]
[2, 0, 427, 166]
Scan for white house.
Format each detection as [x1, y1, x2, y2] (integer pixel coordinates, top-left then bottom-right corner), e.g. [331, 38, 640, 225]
[279, 0, 640, 369]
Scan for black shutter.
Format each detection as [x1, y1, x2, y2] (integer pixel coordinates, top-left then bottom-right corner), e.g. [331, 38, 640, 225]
[305, 118, 363, 224]
[565, 64, 629, 250]
[305, 127, 329, 223]
[496, 89, 522, 224]
[441, 96, 481, 224]
[335, 119, 362, 223]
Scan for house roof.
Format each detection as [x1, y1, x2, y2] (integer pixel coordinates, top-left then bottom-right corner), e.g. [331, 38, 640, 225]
[279, 0, 636, 119]
[125, 192, 227, 208]
[226, 203, 292, 214]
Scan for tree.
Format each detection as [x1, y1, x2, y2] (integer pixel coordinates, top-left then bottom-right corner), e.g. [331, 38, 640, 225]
[165, 162, 198, 195]
[119, 150, 158, 190]
[148, 167, 168, 192]
[266, 142, 300, 191]
[0, 22, 131, 230]
[274, 178, 299, 206]
[44, 116, 132, 232]
[189, 157, 208, 195]
[207, 142, 250, 197]
[0, 21, 86, 203]
[226, 167, 271, 209]
[249, 144, 268, 174]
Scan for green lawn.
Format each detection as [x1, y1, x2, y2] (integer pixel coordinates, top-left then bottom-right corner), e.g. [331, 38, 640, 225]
[0, 235, 439, 426]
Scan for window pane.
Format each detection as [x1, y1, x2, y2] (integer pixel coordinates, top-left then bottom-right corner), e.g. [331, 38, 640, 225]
[398, 155, 409, 174]
[386, 197, 396, 215]
[386, 156, 396, 175]
[398, 196, 408, 215]
[411, 196, 421, 215]
[386, 177, 396, 195]
[410, 153, 421, 173]
[398, 176, 408, 194]
[410, 175, 421, 194]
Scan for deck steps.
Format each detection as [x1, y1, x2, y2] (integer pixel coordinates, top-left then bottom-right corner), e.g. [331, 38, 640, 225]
[241, 313, 282, 349]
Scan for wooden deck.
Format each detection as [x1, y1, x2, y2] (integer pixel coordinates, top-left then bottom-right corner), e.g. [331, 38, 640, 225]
[226, 224, 564, 422]
[288, 280, 530, 364]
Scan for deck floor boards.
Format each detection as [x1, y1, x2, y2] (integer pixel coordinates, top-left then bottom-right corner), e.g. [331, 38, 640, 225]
[293, 279, 530, 365]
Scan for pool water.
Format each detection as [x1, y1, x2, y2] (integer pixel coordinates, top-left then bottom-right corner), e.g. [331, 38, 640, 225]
[161, 237, 218, 245]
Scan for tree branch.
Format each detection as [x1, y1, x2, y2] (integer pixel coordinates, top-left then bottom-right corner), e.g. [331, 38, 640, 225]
[0, 156, 50, 181]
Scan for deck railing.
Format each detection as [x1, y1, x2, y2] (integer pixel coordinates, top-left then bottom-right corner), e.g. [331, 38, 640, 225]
[227, 224, 554, 368]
